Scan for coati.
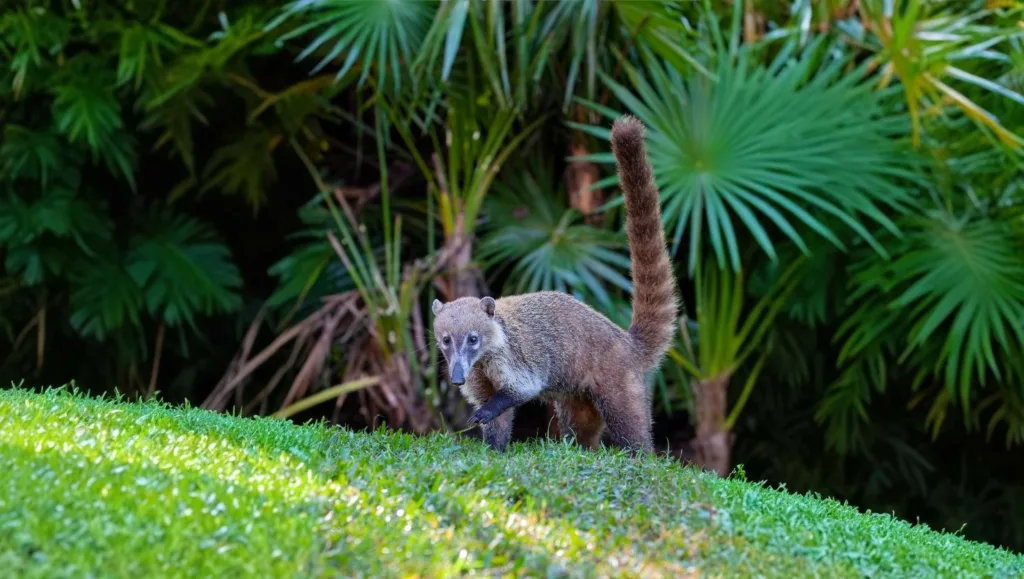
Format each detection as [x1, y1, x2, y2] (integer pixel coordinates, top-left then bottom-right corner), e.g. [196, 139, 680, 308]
[431, 115, 678, 453]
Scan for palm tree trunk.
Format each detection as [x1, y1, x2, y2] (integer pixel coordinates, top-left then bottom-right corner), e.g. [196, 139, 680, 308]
[567, 142, 604, 225]
[691, 374, 733, 476]
[567, 108, 605, 226]
[447, 212, 478, 298]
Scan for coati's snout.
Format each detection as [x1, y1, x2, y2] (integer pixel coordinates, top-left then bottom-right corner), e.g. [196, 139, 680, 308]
[449, 359, 467, 385]
[430, 296, 500, 386]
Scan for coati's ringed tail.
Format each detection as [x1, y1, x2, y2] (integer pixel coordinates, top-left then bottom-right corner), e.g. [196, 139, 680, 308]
[610, 115, 679, 371]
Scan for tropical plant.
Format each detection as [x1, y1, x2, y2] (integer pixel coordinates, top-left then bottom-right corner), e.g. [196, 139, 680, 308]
[478, 155, 631, 307]
[383, 92, 547, 298]
[270, 0, 436, 93]
[565, 0, 908, 474]
[0, 2, 258, 391]
[204, 190, 443, 430]
[857, 0, 1024, 147]
[576, 33, 915, 273]
[671, 256, 803, 475]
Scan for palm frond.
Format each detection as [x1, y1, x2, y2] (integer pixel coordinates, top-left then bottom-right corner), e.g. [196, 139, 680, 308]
[612, 0, 710, 79]
[200, 126, 281, 209]
[748, 242, 846, 326]
[271, 0, 436, 92]
[859, 0, 1024, 147]
[267, 196, 355, 310]
[69, 256, 144, 340]
[50, 56, 138, 186]
[478, 156, 631, 306]
[0, 125, 79, 186]
[0, 187, 112, 263]
[50, 57, 124, 151]
[3, 242, 68, 285]
[816, 351, 891, 454]
[0, 8, 70, 97]
[0, 186, 112, 288]
[576, 35, 916, 272]
[538, 0, 607, 107]
[842, 213, 1024, 407]
[126, 210, 243, 330]
[116, 21, 198, 90]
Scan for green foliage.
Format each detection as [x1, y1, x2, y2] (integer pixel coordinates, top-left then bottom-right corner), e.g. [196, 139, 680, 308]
[478, 156, 630, 306]
[0, 125, 73, 186]
[69, 257, 144, 340]
[748, 242, 845, 327]
[200, 126, 280, 209]
[0, 8, 71, 97]
[271, 0, 437, 92]
[821, 211, 1024, 450]
[849, 215, 1024, 399]
[126, 211, 243, 329]
[412, 0, 619, 110]
[0, 1, 255, 387]
[0, 187, 111, 285]
[858, 0, 1024, 147]
[267, 199, 354, 310]
[577, 33, 915, 272]
[51, 55, 137, 185]
[3, 387, 1021, 577]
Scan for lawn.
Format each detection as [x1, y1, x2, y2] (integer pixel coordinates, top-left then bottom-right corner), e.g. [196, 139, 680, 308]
[0, 386, 1021, 578]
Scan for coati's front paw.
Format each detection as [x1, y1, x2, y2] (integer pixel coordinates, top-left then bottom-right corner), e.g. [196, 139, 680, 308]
[468, 406, 499, 425]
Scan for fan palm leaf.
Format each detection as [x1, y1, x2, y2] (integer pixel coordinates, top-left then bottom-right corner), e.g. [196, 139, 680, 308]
[838, 213, 1024, 408]
[270, 0, 437, 92]
[412, 0, 620, 111]
[574, 35, 916, 273]
[478, 157, 631, 306]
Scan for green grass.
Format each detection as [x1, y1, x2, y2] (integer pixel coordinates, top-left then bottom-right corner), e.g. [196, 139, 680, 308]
[0, 387, 1021, 578]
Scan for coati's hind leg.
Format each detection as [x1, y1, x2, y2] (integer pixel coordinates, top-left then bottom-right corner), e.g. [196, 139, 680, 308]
[554, 396, 604, 450]
[592, 375, 653, 453]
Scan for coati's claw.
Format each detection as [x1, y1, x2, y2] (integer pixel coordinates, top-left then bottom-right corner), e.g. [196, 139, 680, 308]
[468, 407, 495, 425]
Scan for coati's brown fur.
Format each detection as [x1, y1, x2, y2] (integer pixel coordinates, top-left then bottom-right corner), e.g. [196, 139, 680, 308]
[431, 115, 678, 452]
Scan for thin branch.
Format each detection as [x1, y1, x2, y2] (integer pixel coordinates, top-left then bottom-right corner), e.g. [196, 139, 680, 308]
[146, 323, 166, 400]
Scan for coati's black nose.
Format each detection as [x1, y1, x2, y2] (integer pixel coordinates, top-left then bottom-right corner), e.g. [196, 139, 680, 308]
[450, 362, 466, 385]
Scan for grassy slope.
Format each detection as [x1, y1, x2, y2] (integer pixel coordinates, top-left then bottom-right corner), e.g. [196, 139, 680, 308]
[0, 388, 1020, 578]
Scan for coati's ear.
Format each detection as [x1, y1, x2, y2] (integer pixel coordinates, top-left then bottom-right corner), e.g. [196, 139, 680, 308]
[480, 296, 496, 317]
[431, 299, 444, 316]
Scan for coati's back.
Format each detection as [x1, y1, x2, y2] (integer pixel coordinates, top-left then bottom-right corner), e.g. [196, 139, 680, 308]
[493, 291, 635, 388]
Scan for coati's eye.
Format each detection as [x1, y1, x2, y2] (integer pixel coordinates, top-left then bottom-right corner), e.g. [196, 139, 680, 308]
[441, 336, 451, 346]
[467, 335, 478, 346]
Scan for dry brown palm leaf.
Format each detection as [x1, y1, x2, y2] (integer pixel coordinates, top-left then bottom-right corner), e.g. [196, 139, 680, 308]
[202, 296, 351, 411]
